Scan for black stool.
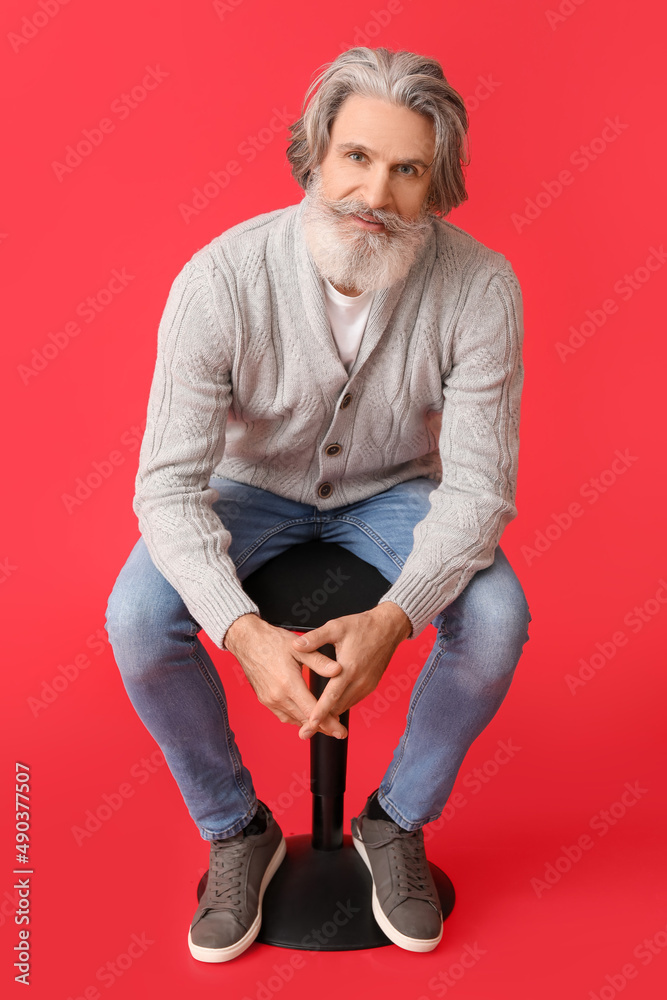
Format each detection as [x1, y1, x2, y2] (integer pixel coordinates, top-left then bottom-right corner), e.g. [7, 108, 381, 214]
[197, 540, 455, 951]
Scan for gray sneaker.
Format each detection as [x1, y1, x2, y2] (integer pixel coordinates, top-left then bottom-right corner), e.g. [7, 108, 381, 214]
[188, 802, 286, 963]
[351, 792, 443, 952]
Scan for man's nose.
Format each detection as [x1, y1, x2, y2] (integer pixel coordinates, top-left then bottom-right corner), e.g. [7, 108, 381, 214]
[358, 168, 394, 213]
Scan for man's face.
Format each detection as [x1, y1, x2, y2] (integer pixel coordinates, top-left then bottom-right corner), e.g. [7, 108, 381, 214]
[301, 94, 436, 295]
[319, 93, 436, 229]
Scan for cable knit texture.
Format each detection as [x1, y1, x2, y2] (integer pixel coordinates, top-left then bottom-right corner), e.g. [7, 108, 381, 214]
[133, 197, 525, 649]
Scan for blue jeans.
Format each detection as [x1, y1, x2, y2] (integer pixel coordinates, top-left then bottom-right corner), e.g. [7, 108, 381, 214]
[105, 476, 531, 840]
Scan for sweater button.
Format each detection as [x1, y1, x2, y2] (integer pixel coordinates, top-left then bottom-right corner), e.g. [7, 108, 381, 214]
[325, 443, 342, 457]
[340, 393, 352, 409]
[318, 482, 333, 499]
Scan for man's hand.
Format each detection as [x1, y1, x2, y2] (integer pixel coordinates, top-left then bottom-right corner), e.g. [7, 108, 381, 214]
[291, 602, 412, 739]
[224, 613, 348, 739]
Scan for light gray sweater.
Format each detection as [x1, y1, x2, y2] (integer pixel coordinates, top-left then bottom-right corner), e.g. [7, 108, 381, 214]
[133, 196, 525, 649]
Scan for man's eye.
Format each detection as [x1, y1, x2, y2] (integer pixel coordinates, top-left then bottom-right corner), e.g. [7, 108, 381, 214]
[346, 154, 419, 176]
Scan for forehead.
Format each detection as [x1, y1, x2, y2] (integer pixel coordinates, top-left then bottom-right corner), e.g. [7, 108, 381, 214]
[330, 94, 436, 158]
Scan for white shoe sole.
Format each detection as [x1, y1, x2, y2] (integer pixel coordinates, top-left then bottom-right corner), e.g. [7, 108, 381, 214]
[352, 832, 443, 953]
[188, 835, 287, 963]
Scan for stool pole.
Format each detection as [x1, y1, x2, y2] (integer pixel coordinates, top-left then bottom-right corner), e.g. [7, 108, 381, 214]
[309, 642, 348, 851]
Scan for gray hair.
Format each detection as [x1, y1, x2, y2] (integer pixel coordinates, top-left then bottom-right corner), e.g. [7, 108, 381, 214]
[286, 46, 470, 217]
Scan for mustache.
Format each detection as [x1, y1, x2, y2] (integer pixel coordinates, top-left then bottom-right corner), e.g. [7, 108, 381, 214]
[316, 192, 432, 235]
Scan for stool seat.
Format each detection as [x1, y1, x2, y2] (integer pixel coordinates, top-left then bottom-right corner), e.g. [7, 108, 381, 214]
[197, 540, 455, 950]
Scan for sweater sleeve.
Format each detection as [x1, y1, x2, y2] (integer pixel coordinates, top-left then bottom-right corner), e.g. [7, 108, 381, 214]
[377, 261, 525, 639]
[132, 258, 261, 649]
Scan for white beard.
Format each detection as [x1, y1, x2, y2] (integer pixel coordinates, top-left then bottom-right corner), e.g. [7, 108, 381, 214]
[301, 166, 433, 293]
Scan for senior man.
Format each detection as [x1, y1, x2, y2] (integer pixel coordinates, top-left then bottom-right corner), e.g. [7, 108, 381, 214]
[105, 45, 531, 962]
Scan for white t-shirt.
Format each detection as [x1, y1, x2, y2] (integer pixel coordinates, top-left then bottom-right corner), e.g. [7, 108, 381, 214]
[321, 275, 376, 374]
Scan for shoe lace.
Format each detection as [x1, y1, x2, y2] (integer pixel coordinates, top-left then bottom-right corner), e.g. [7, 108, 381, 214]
[369, 827, 439, 905]
[203, 836, 249, 916]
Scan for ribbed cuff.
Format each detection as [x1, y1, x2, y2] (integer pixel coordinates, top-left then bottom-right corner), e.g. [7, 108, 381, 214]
[187, 575, 261, 650]
[377, 571, 449, 640]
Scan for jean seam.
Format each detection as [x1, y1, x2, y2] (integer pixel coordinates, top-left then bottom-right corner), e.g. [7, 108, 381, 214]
[233, 516, 320, 571]
[186, 636, 254, 811]
[436, 611, 453, 641]
[325, 514, 406, 572]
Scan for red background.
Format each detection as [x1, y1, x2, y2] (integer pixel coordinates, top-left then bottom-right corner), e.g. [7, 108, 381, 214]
[2, 1, 666, 997]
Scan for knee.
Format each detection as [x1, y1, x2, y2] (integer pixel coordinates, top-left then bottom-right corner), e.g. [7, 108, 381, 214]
[484, 593, 531, 682]
[105, 584, 185, 687]
[103, 541, 201, 686]
[496, 589, 532, 643]
[104, 572, 182, 659]
[104, 576, 143, 652]
[443, 587, 531, 685]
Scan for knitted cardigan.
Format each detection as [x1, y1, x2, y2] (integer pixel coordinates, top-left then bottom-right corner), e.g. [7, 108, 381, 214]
[133, 196, 525, 648]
